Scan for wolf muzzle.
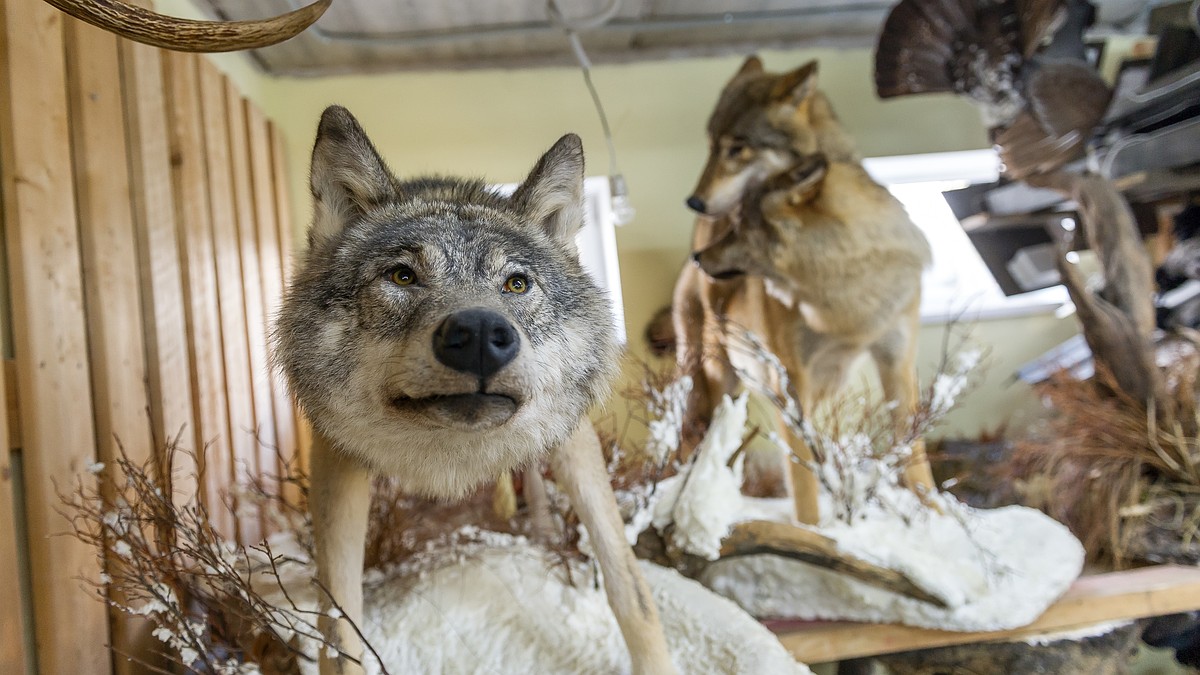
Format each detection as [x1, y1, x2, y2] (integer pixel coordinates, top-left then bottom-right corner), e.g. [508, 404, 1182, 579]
[433, 308, 520, 379]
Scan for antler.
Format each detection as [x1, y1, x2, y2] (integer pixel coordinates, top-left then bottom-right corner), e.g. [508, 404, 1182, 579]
[41, 0, 331, 53]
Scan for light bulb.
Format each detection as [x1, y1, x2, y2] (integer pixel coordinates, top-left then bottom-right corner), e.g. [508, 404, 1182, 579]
[609, 174, 635, 226]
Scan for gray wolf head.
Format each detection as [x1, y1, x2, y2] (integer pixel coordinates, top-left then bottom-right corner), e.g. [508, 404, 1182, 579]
[275, 106, 620, 499]
[686, 57, 823, 217]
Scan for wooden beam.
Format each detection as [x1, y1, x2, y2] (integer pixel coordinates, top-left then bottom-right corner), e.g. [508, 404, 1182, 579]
[197, 61, 260, 544]
[773, 564, 1200, 663]
[162, 51, 236, 539]
[0, 0, 111, 670]
[119, 34, 198, 504]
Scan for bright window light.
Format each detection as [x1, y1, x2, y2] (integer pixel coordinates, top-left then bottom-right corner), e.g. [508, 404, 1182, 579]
[863, 150, 1069, 324]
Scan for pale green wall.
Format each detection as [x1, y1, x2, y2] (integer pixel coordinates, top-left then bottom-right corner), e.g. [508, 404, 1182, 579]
[195, 41, 1081, 440]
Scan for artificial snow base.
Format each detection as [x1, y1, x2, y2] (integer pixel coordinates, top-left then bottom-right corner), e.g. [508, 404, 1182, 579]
[252, 532, 810, 674]
[699, 498, 1085, 632]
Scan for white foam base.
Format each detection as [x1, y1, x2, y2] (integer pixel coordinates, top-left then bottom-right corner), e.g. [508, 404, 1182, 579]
[253, 533, 810, 674]
[699, 498, 1085, 632]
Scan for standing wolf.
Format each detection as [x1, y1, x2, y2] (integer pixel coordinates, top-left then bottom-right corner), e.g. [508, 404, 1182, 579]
[275, 106, 674, 675]
[673, 57, 935, 523]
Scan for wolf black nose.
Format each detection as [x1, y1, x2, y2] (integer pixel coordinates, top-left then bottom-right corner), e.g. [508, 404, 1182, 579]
[686, 196, 707, 213]
[433, 309, 520, 379]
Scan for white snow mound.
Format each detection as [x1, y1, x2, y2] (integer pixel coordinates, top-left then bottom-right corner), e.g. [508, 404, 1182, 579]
[699, 498, 1085, 632]
[252, 533, 810, 675]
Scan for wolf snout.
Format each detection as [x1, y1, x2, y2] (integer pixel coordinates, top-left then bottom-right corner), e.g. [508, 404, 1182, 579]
[685, 195, 707, 214]
[433, 309, 520, 379]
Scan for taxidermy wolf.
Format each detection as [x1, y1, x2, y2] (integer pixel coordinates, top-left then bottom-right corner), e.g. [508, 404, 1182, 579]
[275, 106, 674, 675]
[673, 57, 934, 523]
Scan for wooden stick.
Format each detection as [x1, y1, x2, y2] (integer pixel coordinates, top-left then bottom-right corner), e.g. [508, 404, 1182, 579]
[720, 520, 949, 608]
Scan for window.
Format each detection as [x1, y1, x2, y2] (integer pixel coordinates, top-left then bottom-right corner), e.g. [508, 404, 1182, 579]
[863, 150, 1069, 324]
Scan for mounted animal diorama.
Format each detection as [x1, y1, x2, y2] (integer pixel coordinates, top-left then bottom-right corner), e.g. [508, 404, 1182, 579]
[672, 56, 936, 524]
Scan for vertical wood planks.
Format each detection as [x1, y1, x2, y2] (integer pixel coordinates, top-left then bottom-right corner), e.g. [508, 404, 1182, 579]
[225, 80, 278, 515]
[270, 125, 312, 491]
[198, 61, 261, 544]
[63, 19, 159, 675]
[0, 0, 112, 671]
[246, 104, 295, 488]
[163, 51, 236, 539]
[119, 37, 199, 504]
[0, 369, 27, 675]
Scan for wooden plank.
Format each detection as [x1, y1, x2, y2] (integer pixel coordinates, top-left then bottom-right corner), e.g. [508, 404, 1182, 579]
[163, 51, 236, 539]
[0, 0, 111, 671]
[4, 361, 18, 450]
[197, 61, 260, 544]
[119, 36, 199, 505]
[245, 103, 294, 486]
[224, 79, 278, 520]
[269, 124, 312, 493]
[0, 369, 28, 675]
[773, 564, 1200, 662]
[63, 19, 159, 675]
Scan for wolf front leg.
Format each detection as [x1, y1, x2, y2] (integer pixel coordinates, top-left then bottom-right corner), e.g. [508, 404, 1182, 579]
[551, 420, 677, 675]
[310, 431, 372, 675]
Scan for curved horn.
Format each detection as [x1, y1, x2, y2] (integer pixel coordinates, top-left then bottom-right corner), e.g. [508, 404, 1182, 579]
[41, 0, 331, 53]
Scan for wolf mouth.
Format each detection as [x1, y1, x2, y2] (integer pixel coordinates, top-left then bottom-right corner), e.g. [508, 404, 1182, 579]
[709, 268, 745, 281]
[391, 392, 520, 430]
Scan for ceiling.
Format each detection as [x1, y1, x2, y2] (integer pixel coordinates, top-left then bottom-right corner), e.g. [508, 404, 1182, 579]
[201, 0, 901, 76]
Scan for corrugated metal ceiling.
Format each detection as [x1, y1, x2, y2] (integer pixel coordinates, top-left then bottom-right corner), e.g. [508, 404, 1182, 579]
[199, 0, 897, 76]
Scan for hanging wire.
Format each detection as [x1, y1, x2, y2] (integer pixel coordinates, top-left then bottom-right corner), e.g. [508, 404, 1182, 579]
[547, 0, 635, 224]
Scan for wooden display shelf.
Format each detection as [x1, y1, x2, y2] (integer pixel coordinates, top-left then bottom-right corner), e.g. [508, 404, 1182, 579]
[769, 564, 1200, 663]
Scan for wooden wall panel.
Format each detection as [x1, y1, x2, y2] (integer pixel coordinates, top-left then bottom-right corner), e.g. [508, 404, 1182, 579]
[225, 82, 279, 497]
[164, 51, 237, 539]
[198, 62, 262, 544]
[120, 38, 199, 504]
[269, 124, 312, 495]
[246, 105, 295, 480]
[64, 19, 159, 675]
[0, 371, 28, 675]
[0, 0, 112, 671]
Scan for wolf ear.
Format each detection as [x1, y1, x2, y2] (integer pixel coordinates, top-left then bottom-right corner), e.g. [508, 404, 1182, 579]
[512, 134, 585, 246]
[771, 60, 819, 105]
[730, 55, 764, 84]
[308, 105, 396, 246]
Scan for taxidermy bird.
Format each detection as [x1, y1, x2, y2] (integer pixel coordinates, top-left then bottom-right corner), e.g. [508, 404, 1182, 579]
[875, 0, 1112, 178]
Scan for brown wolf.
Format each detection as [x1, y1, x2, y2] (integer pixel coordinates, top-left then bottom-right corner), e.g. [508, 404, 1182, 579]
[276, 106, 675, 675]
[674, 57, 934, 523]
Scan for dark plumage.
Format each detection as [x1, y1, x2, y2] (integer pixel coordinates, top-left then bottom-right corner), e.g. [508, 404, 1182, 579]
[875, 0, 1111, 178]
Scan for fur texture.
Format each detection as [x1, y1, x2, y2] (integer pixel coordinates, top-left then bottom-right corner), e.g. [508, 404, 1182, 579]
[278, 106, 673, 675]
[275, 106, 620, 499]
[675, 58, 934, 523]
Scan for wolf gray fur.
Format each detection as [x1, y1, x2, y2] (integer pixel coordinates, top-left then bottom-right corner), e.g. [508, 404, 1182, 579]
[274, 106, 674, 675]
[275, 106, 620, 498]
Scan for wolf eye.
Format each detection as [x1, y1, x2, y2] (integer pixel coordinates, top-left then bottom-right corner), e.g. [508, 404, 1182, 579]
[726, 143, 749, 160]
[503, 274, 529, 294]
[389, 265, 417, 286]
